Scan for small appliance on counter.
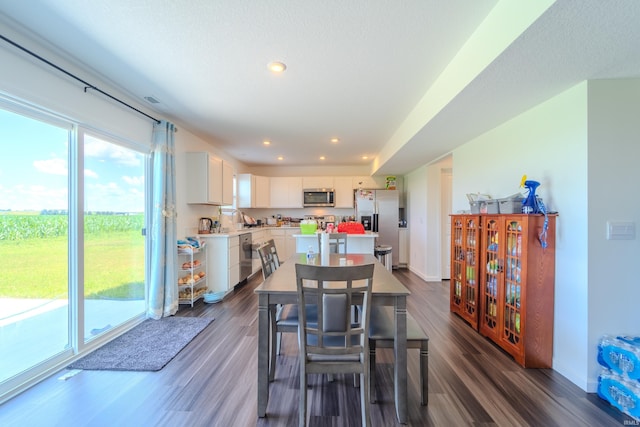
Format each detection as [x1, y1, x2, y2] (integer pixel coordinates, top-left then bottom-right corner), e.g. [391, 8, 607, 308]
[198, 217, 213, 234]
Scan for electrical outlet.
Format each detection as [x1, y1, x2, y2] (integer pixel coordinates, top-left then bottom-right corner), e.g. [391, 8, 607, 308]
[606, 221, 636, 240]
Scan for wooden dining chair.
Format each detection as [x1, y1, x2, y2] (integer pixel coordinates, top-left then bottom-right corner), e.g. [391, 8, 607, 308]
[317, 232, 348, 254]
[295, 263, 375, 427]
[257, 239, 280, 281]
[257, 240, 317, 381]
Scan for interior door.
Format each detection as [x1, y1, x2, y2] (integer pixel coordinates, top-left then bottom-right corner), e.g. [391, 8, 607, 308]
[441, 170, 453, 279]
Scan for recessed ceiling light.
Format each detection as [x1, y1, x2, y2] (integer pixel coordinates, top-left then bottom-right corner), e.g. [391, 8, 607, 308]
[319, 156, 326, 160]
[362, 156, 369, 160]
[330, 138, 339, 143]
[267, 61, 287, 73]
[263, 140, 271, 146]
[277, 156, 284, 161]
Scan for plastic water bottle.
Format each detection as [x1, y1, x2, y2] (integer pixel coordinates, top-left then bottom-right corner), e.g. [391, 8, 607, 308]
[306, 246, 315, 264]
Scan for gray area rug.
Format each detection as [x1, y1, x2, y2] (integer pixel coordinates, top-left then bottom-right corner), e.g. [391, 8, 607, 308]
[68, 317, 214, 371]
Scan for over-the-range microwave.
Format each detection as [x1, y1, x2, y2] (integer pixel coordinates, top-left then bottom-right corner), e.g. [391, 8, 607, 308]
[303, 189, 335, 207]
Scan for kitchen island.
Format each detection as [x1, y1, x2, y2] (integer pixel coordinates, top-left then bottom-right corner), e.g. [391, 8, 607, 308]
[294, 232, 377, 254]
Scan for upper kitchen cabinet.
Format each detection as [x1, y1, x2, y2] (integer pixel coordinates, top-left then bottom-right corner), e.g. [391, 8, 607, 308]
[334, 176, 354, 208]
[270, 177, 303, 208]
[302, 176, 334, 189]
[221, 160, 234, 206]
[237, 174, 270, 208]
[185, 152, 234, 205]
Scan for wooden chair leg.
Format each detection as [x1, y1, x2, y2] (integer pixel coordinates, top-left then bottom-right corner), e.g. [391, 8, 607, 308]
[360, 371, 371, 427]
[269, 307, 276, 382]
[299, 371, 307, 427]
[421, 340, 429, 406]
[276, 331, 282, 355]
[369, 340, 377, 403]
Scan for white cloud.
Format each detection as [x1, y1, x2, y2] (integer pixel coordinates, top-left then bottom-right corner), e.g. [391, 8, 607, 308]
[84, 136, 141, 167]
[84, 169, 98, 178]
[122, 175, 144, 186]
[33, 158, 67, 175]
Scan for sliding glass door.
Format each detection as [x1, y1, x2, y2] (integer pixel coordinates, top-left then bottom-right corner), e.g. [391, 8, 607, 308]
[0, 108, 71, 383]
[82, 134, 146, 342]
[0, 104, 148, 394]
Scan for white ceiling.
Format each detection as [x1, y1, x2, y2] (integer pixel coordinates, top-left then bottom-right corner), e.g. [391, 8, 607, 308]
[1, 0, 640, 175]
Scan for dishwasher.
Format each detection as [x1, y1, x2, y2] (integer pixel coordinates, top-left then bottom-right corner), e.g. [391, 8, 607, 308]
[239, 233, 252, 285]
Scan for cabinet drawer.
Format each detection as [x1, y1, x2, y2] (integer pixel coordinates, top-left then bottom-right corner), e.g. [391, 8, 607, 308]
[229, 242, 239, 261]
[228, 236, 239, 249]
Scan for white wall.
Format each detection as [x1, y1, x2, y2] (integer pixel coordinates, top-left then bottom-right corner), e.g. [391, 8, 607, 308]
[405, 165, 428, 279]
[587, 79, 640, 390]
[452, 82, 590, 389]
[0, 25, 151, 146]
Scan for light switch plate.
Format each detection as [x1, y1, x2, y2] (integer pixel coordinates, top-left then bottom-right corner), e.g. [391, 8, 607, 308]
[606, 221, 636, 240]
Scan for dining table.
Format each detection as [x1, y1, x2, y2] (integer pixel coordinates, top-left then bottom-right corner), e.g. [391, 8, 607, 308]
[255, 252, 411, 423]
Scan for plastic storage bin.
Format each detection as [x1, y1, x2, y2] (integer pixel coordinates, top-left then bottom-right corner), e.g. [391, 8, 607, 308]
[469, 200, 498, 214]
[498, 197, 525, 214]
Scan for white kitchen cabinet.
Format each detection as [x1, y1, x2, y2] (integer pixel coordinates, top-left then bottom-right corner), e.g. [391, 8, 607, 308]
[251, 229, 269, 274]
[334, 176, 354, 208]
[222, 160, 234, 206]
[302, 176, 334, 189]
[270, 177, 302, 208]
[205, 235, 239, 296]
[270, 227, 299, 260]
[285, 228, 298, 258]
[186, 152, 234, 205]
[237, 174, 270, 208]
[270, 229, 286, 261]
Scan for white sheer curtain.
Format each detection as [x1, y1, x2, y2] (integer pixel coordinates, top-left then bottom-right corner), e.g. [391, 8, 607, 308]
[147, 120, 178, 319]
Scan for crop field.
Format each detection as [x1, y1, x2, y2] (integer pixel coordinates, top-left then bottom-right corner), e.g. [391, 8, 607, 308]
[0, 214, 145, 299]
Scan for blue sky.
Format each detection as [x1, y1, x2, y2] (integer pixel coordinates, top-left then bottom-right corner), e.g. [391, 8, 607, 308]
[0, 108, 145, 213]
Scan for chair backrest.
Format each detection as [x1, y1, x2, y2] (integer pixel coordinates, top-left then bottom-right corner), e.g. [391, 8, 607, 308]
[257, 239, 280, 280]
[317, 232, 348, 254]
[295, 263, 374, 359]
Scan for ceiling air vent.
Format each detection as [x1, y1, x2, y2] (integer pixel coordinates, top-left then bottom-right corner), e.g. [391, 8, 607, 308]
[144, 96, 160, 104]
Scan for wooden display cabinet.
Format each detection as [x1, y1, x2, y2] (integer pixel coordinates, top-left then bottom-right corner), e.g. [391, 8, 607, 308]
[478, 214, 556, 368]
[450, 215, 481, 330]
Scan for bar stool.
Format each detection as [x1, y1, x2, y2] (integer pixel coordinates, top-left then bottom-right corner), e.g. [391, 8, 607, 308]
[374, 245, 392, 271]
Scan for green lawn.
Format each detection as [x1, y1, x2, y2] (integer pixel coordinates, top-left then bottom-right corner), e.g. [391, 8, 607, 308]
[0, 231, 145, 300]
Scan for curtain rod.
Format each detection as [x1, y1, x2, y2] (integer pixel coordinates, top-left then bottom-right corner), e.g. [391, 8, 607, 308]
[0, 33, 161, 125]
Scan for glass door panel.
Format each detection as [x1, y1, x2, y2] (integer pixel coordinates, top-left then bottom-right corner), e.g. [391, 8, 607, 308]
[83, 134, 145, 341]
[0, 108, 70, 383]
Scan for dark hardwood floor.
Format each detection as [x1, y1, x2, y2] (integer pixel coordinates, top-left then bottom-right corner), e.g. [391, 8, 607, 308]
[0, 269, 630, 426]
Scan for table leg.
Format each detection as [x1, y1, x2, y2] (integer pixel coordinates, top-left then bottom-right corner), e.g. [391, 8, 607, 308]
[394, 296, 407, 424]
[257, 294, 270, 417]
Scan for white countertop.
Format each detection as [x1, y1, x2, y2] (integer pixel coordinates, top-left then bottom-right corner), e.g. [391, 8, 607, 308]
[196, 228, 378, 239]
[293, 232, 378, 238]
[197, 226, 300, 238]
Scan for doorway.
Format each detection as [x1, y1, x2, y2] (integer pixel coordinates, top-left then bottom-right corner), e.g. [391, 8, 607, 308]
[441, 169, 452, 280]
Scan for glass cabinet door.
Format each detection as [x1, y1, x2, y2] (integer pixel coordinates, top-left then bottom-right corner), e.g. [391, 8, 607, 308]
[462, 217, 479, 328]
[480, 217, 501, 339]
[450, 215, 480, 330]
[501, 219, 523, 350]
[450, 217, 464, 313]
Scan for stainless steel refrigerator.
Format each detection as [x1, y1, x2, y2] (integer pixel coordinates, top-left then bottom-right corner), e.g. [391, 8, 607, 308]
[354, 189, 399, 268]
